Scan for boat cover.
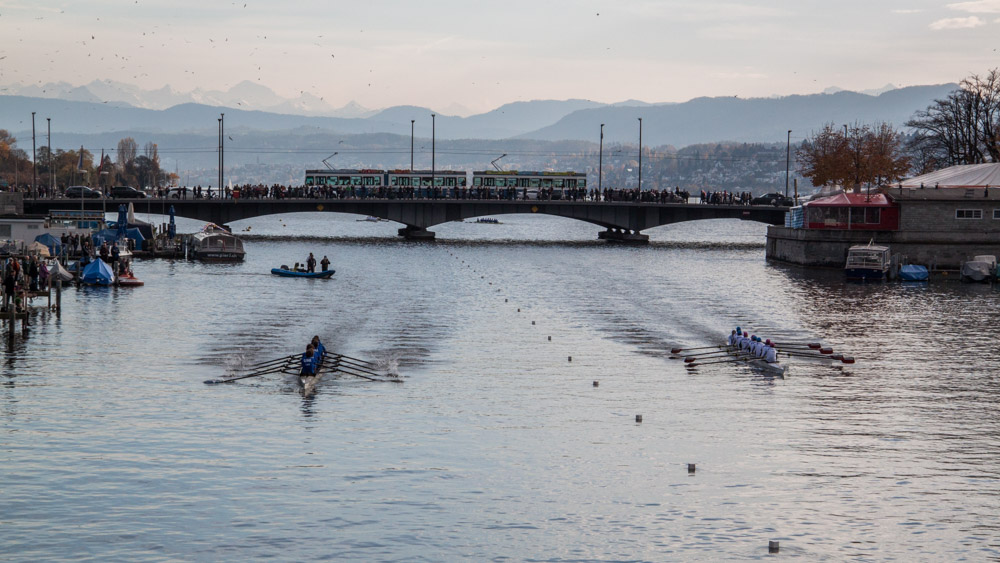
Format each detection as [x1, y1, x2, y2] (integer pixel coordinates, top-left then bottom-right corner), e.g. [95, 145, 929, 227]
[27, 241, 51, 257]
[898, 264, 929, 281]
[34, 233, 63, 255]
[48, 261, 75, 282]
[81, 258, 115, 285]
[961, 260, 993, 281]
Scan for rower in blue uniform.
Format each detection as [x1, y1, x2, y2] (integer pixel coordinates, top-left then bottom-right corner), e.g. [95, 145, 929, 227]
[301, 344, 317, 377]
[310, 335, 325, 365]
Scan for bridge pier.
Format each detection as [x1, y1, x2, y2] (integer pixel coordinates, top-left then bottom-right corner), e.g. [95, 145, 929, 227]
[398, 226, 436, 241]
[598, 228, 649, 244]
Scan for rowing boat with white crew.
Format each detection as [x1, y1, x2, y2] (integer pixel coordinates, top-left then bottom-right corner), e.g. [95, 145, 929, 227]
[671, 327, 856, 375]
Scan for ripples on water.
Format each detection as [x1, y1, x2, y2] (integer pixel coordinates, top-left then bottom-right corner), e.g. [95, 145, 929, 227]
[1, 213, 998, 560]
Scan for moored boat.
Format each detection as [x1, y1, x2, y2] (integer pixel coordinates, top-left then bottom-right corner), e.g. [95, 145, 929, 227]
[188, 224, 245, 262]
[960, 255, 996, 282]
[271, 267, 335, 279]
[899, 264, 929, 282]
[80, 258, 115, 286]
[845, 243, 890, 280]
[116, 272, 144, 287]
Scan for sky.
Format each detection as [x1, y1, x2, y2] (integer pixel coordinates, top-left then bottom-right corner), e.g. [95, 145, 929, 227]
[0, 0, 997, 114]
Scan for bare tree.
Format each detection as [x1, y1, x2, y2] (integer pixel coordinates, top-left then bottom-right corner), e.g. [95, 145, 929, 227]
[907, 68, 1000, 166]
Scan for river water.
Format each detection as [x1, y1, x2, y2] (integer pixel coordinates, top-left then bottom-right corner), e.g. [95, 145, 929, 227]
[2, 212, 998, 561]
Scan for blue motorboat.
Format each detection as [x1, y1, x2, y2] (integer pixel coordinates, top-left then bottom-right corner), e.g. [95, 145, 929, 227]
[81, 258, 115, 286]
[271, 267, 335, 279]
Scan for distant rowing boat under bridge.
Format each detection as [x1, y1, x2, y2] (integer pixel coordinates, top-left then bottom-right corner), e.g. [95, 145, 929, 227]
[24, 198, 789, 243]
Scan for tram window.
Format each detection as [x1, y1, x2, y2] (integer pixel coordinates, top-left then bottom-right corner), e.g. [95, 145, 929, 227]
[305, 176, 315, 185]
[530, 179, 540, 188]
[579, 179, 586, 188]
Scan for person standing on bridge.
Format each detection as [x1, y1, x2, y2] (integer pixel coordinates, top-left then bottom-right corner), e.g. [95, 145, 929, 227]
[306, 253, 317, 273]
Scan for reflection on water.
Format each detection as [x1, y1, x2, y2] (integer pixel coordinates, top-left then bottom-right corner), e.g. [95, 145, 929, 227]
[1, 213, 998, 560]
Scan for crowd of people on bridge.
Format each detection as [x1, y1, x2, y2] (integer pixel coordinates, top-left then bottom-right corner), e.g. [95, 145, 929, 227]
[144, 183, 704, 203]
[22, 181, 770, 206]
[699, 190, 755, 205]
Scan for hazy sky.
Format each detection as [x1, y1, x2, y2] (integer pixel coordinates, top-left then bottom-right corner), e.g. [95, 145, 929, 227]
[1, 0, 997, 113]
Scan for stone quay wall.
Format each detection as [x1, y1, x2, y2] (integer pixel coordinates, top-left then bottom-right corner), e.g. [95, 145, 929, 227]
[766, 226, 1000, 270]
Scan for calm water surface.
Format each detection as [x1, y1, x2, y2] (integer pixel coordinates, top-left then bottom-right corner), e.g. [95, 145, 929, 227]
[2, 213, 999, 561]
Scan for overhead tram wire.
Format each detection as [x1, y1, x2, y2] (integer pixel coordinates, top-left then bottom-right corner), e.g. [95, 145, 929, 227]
[144, 146, 787, 165]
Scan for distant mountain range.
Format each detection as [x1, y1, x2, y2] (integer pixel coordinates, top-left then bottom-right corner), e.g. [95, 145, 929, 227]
[1, 82, 958, 147]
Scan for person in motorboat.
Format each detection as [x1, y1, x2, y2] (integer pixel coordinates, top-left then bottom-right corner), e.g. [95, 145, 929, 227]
[320, 256, 330, 272]
[301, 344, 317, 377]
[307, 253, 317, 273]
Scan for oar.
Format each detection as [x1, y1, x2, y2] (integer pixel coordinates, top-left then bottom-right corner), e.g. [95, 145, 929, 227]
[334, 356, 382, 372]
[204, 363, 290, 385]
[335, 353, 380, 368]
[780, 350, 855, 363]
[773, 342, 822, 349]
[334, 364, 401, 382]
[686, 357, 759, 368]
[683, 352, 738, 362]
[241, 354, 298, 370]
[670, 345, 725, 354]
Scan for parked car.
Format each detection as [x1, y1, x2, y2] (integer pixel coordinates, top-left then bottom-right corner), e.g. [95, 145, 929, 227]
[751, 192, 795, 206]
[165, 187, 195, 200]
[111, 185, 147, 199]
[65, 186, 103, 199]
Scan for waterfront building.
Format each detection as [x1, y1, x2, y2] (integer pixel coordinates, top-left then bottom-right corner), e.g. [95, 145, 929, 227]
[767, 163, 1000, 269]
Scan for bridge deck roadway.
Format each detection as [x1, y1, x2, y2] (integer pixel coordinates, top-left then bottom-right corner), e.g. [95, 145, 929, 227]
[24, 198, 788, 242]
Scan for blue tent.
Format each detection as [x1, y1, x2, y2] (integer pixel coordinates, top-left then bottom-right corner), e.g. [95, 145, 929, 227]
[81, 258, 114, 285]
[91, 229, 120, 247]
[126, 227, 145, 244]
[34, 233, 63, 255]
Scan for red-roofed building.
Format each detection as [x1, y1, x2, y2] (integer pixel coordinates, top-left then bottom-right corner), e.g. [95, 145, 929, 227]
[802, 192, 899, 230]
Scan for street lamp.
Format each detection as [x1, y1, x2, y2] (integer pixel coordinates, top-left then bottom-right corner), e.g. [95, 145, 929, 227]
[47, 118, 54, 198]
[31, 112, 37, 197]
[431, 113, 436, 193]
[599, 123, 604, 193]
[785, 130, 791, 198]
[637, 117, 642, 193]
[410, 119, 415, 172]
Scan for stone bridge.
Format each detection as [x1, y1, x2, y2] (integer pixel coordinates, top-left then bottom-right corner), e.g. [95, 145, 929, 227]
[24, 198, 789, 242]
